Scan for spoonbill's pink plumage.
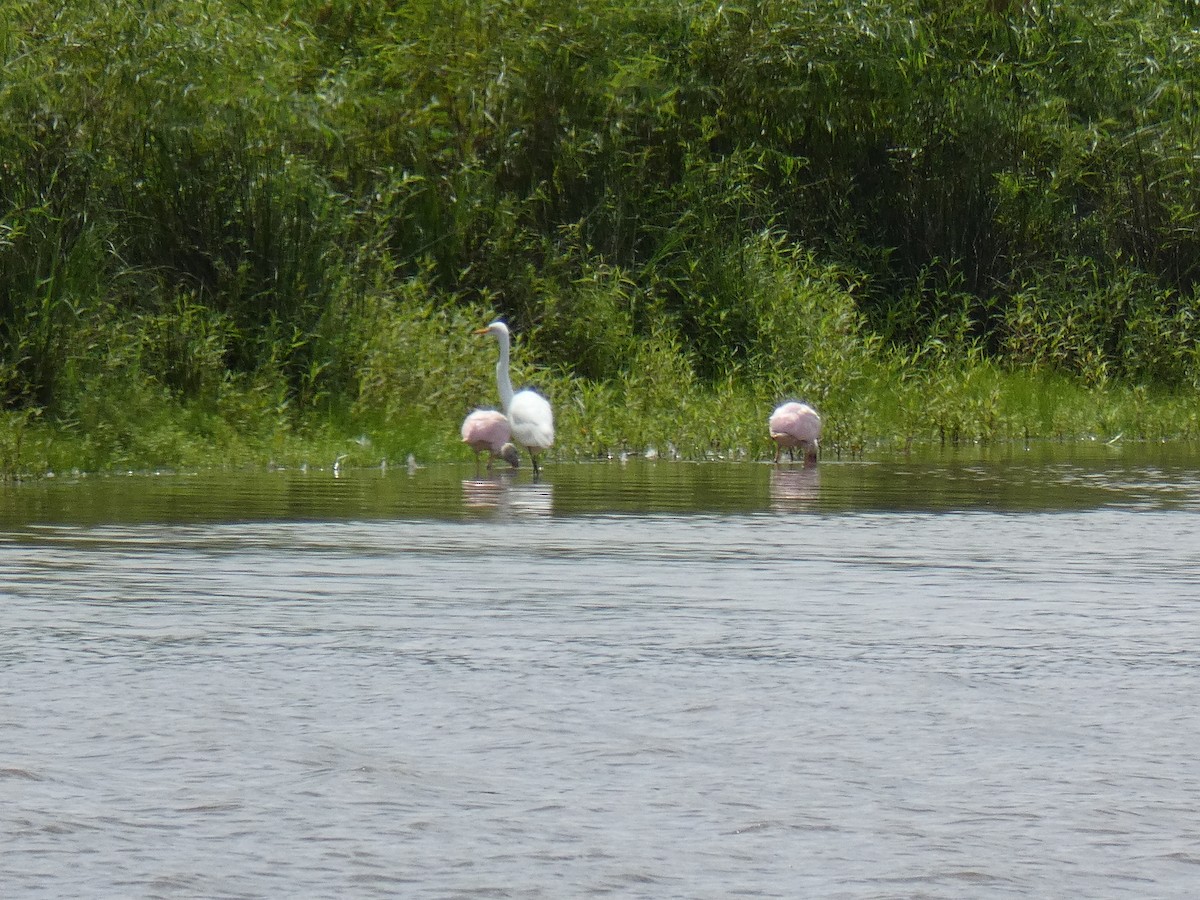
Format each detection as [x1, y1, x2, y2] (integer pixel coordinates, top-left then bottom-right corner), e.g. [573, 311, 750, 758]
[769, 401, 822, 465]
[475, 320, 555, 475]
[461, 409, 520, 469]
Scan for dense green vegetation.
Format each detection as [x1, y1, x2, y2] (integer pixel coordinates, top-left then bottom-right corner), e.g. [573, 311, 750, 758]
[3, 0, 1200, 475]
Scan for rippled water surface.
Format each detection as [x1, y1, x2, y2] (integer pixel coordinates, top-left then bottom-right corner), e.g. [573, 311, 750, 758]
[4, 446, 1200, 898]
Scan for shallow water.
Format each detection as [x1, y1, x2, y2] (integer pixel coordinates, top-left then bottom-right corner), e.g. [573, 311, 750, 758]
[4, 447, 1200, 897]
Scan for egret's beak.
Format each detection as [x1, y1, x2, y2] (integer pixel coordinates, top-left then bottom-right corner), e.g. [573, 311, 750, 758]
[473, 326, 489, 335]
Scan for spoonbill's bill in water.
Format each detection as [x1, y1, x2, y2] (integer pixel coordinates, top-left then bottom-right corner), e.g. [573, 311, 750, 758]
[475, 320, 555, 475]
[768, 401, 822, 465]
[461, 409, 520, 469]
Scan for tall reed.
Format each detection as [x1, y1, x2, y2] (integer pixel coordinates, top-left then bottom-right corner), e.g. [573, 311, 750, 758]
[3, 0, 1200, 475]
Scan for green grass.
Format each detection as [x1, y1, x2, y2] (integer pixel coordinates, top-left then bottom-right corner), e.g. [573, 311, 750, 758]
[5, 342, 1198, 479]
[4, 0, 1200, 477]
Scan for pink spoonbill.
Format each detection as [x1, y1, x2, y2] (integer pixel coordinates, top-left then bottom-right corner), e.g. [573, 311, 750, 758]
[768, 401, 822, 465]
[474, 321, 555, 475]
[461, 409, 520, 469]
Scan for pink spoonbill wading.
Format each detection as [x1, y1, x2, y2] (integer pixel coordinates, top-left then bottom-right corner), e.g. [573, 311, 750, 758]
[461, 408, 520, 470]
[474, 320, 555, 475]
[768, 401, 822, 465]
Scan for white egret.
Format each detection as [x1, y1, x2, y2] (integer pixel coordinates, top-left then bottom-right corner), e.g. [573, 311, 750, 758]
[474, 321, 554, 475]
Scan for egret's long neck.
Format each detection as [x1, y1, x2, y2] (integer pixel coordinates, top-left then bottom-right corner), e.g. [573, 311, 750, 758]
[495, 332, 515, 413]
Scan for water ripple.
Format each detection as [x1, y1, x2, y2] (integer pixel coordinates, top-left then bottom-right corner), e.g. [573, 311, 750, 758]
[4, 459, 1200, 897]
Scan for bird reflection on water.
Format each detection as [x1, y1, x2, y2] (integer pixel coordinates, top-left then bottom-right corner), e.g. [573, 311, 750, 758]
[769, 466, 821, 512]
[461, 473, 553, 517]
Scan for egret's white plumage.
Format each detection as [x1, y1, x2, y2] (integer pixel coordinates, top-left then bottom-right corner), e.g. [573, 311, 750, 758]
[475, 320, 555, 474]
[768, 401, 822, 465]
